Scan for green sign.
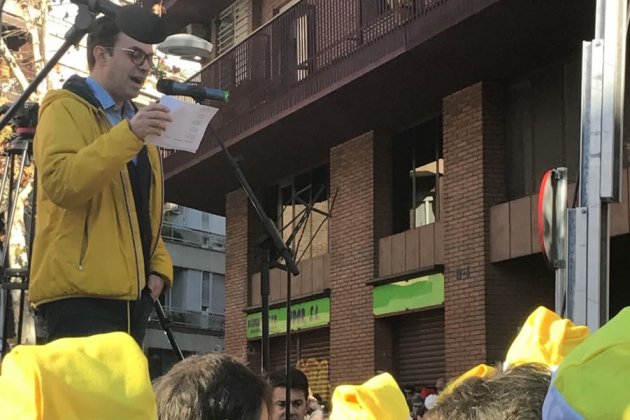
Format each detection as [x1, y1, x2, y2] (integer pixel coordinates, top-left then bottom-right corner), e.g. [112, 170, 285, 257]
[247, 297, 330, 339]
[373, 273, 444, 316]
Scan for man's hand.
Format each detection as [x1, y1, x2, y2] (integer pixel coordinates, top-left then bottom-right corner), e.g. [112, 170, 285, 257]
[129, 103, 172, 140]
[147, 273, 165, 302]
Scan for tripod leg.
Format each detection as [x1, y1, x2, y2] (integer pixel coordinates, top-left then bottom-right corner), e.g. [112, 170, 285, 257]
[3, 148, 34, 348]
[0, 151, 15, 356]
[17, 288, 25, 344]
[10, 149, 34, 345]
[0, 287, 7, 355]
[0, 149, 12, 214]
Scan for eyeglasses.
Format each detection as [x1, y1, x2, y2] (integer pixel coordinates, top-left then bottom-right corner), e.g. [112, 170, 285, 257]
[106, 47, 158, 68]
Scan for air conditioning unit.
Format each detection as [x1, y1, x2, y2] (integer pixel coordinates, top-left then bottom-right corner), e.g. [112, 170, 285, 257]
[164, 202, 181, 214]
[183, 23, 208, 40]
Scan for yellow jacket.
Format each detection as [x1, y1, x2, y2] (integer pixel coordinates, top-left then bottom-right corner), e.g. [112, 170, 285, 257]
[30, 87, 173, 305]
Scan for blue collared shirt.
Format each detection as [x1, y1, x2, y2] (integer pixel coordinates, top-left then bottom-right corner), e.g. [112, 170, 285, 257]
[85, 77, 138, 164]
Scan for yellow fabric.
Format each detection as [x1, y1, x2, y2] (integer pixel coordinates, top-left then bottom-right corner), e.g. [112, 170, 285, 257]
[549, 307, 630, 420]
[440, 363, 496, 399]
[0, 332, 157, 420]
[30, 88, 173, 305]
[504, 306, 590, 368]
[330, 372, 409, 420]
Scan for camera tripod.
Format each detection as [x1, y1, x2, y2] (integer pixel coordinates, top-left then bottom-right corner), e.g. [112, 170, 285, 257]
[0, 121, 37, 356]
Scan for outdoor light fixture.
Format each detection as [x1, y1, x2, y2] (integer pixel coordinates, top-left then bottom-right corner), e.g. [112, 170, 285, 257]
[157, 33, 213, 60]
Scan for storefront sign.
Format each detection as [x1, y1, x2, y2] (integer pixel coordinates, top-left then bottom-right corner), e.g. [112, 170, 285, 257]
[373, 273, 444, 316]
[246, 297, 330, 339]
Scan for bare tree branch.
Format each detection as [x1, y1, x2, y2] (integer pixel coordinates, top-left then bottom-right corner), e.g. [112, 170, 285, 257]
[0, 38, 30, 91]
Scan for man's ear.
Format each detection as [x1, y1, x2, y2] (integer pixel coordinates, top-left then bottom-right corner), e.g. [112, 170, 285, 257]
[92, 45, 110, 67]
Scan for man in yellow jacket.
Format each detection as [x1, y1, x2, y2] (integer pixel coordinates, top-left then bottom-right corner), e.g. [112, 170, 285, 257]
[29, 12, 173, 345]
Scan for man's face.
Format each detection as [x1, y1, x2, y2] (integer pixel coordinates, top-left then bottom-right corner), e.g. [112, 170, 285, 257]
[271, 387, 307, 420]
[259, 401, 269, 420]
[98, 33, 152, 104]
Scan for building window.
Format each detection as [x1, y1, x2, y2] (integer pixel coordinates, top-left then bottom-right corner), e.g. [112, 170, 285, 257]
[216, 0, 252, 55]
[165, 268, 225, 315]
[201, 272, 225, 314]
[392, 118, 443, 234]
[166, 267, 188, 310]
[202, 271, 211, 312]
[506, 56, 581, 200]
[277, 165, 329, 261]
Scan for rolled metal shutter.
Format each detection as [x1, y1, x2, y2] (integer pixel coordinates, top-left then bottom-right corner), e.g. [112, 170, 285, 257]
[394, 308, 445, 388]
[269, 335, 299, 374]
[297, 328, 330, 404]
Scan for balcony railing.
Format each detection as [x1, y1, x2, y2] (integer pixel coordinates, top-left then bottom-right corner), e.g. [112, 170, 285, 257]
[150, 306, 225, 332]
[161, 221, 226, 251]
[169, 0, 457, 157]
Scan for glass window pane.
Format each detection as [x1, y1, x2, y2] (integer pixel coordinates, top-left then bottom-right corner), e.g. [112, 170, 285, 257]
[202, 272, 210, 311]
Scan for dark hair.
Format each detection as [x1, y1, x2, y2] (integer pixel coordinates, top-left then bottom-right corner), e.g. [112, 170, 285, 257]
[269, 368, 309, 400]
[153, 354, 272, 420]
[424, 363, 551, 420]
[86, 16, 120, 70]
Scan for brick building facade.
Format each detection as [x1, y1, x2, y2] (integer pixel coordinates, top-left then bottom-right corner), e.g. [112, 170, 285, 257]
[164, 0, 630, 401]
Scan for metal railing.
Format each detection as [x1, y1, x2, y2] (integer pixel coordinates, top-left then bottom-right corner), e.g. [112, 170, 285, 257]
[164, 0, 458, 159]
[150, 306, 225, 332]
[161, 221, 226, 251]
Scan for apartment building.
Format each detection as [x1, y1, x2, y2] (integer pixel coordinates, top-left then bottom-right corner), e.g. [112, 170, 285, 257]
[155, 0, 630, 405]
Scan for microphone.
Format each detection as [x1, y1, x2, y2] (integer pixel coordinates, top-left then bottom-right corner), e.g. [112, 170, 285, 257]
[156, 79, 230, 103]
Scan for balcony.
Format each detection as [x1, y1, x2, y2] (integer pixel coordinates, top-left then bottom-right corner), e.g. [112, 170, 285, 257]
[249, 253, 330, 307]
[150, 306, 225, 333]
[490, 168, 630, 262]
[378, 223, 444, 280]
[164, 0, 595, 214]
[161, 221, 226, 251]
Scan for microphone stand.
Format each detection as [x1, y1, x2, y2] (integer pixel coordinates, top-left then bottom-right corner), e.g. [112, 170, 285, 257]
[153, 299, 184, 361]
[193, 96, 300, 420]
[201, 103, 299, 420]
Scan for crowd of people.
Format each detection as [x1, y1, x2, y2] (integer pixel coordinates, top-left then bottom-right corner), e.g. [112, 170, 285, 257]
[3, 303, 627, 419]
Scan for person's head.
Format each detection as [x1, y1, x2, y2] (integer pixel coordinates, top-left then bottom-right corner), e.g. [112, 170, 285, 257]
[87, 16, 155, 105]
[424, 363, 551, 420]
[435, 377, 445, 392]
[153, 353, 272, 420]
[269, 368, 309, 420]
[410, 394, 426, 418]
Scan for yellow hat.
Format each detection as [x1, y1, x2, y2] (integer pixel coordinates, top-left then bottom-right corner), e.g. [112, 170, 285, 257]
[543, 307, 630, 420]
[330, 372, 409, 420]
[440, 363, 496, 399]
[0, 332, 157, 420]
[505, 306, 590, 368]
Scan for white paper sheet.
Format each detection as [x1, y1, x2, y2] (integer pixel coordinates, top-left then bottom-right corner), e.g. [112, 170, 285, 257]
[145, 96, 218, 153]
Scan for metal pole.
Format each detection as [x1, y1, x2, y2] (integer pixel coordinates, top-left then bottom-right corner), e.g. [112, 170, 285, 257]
[261, 251, 270, 373]
[285, 269, 292, 420]
[567, 0, 626, 329]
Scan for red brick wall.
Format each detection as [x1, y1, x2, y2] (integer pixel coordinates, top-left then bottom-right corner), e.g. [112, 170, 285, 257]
[442, 82, 500, 377]
[443, 81, 555, 379]
[225, 189, 251, 359]
[329, 130, 391, 386]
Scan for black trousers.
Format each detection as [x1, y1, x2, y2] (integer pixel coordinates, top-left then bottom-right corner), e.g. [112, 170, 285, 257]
[38, 288, 155, 346]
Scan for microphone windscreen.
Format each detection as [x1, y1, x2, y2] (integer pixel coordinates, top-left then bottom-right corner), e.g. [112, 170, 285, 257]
[156, 79, 173, 94]
[115, 5, 168, 44]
